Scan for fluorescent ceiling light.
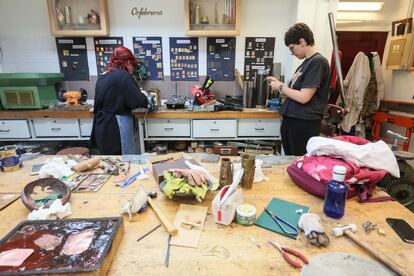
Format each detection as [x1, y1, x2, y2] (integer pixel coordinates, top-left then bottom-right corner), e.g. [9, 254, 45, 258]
[338, 2, 384, 11]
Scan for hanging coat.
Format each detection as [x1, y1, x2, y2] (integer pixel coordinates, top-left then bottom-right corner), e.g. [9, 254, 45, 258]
[340, 52, 371, 133]
[371, 52, 385, 109]
[90, 69, 148, 155]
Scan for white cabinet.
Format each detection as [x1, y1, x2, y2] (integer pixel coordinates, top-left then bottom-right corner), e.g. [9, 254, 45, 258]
[79, 119, 93, 137]
[147, 119, 191, 137]
[238, 119, 280, 137]
[193, 119, 237, 138]
[0, 120, 31, 139]
[33, 119, 80, 137]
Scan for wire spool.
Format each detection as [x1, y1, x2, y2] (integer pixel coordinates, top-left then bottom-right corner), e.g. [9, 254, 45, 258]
[0, 146, 22, 172]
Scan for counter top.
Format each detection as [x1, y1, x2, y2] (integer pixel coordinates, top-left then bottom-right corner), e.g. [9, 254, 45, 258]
[0, 154, 413, 275]
[0, 108, 280, 119]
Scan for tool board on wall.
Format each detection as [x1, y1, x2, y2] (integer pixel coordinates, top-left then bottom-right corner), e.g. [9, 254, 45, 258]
[169, 37, 199, 81]
[94, 37, 124, 75]
[243, 37, 275, 81]
[55, 37, 89, 81]
[207, 37, 236, 81]
[133, 37, 164, 80]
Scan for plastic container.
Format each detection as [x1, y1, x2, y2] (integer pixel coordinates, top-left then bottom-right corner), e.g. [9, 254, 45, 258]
[323, 165, 348, 219]
[236, 204, 256, 226]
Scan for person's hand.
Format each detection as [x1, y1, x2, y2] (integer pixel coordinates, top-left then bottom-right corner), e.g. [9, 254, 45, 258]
[141, 89, 148, 97]
[265, 76, 284, 92]
[169, 169, 208, 186]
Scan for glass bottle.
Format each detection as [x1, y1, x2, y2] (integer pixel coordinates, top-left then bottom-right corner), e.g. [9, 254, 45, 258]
[323, 165, 348, 219]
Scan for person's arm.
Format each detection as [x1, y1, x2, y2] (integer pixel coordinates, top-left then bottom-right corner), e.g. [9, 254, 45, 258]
[266, 58, 325, 104]
[281, 86, 317, 104]
[266, 76, 316, 104]
[123, 76, 148, 109]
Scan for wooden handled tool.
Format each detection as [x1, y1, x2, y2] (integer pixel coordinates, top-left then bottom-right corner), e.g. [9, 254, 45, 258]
[344, 230, 409, 276]
[333, 224, 409, 276]
[73, 157, 101, 172]
[147, 196, 178, 236]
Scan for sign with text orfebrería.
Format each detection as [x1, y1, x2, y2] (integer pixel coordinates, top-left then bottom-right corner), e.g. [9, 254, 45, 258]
[131, 7, 163, 19]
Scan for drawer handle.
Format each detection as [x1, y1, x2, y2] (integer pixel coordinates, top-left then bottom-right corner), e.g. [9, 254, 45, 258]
[210, 128, 219, 132]
[164, 127, 174, 131]
[51, 128, 61, 131]
[255, 128, 265, 131]
[385, 118, 395, 123]
[0, 129, 10, 133]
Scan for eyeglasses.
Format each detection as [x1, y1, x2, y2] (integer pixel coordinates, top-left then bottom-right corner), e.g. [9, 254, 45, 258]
[288, 44, 297, 53]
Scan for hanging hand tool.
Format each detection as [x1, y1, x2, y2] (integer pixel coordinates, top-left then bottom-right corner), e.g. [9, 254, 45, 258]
[264, 207, 299, 236]
[268, 241, 309, 269]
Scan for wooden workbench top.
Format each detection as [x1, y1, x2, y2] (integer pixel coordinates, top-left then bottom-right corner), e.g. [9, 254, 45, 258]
[0, 154, 413, 275]
[0, 108, 280, 119]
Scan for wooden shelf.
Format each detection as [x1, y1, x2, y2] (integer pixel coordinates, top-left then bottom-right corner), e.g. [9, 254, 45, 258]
[184, 0, 240, 36]
[47, 0, 109, 36]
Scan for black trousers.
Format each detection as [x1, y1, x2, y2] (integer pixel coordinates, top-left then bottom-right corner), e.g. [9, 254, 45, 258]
[281, 116, 321, 156]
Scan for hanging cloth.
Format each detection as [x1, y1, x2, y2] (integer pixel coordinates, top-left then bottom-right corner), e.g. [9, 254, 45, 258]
[340, 52, 371, 132]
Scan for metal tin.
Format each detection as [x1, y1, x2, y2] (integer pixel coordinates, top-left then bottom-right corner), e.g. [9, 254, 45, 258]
[236, 204, 256, 226]
[0, 146, 22, 172]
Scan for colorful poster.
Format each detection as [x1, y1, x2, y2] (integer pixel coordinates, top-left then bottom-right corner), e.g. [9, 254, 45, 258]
[56, 37, 89, 81]
[169, 37, 199, 81]
[207, 37, 236, 81]
[243, 37, 275, 81]
[94, 37, 124, 75]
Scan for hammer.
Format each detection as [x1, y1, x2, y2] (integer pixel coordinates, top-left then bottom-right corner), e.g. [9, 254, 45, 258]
[136, 190, 178, 236]
[332, 224, 409, 276]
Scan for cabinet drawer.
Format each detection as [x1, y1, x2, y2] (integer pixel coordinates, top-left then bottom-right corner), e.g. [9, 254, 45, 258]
[147, 119, 190, 137]
[0, 120, 31, 138]
[33, 119, 79, 137]
[193, 119, 237, 138]
[238, 119, 280, 137]
[79, 119, 93, 137]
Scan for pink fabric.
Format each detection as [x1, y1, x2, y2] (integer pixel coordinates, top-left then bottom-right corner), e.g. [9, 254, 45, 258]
[296, 155, 387, 191]
[287, 135, 394, 203]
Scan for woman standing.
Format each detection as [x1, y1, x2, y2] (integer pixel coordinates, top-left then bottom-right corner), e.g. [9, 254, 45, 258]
[266, 23, 330, 156]
[90, 47, 148, 155]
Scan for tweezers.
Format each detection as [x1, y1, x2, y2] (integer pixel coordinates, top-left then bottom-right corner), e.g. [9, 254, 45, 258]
[264, 207, 299, 236]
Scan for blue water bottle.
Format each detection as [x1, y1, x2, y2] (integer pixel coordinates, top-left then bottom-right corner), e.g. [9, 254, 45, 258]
[323, 165, 348, 219]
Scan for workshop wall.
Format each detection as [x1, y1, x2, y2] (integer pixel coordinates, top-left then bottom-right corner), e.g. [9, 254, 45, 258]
[0, 0, 337, 100]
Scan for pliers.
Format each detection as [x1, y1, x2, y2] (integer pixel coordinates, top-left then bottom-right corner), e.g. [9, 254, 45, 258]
[268, 241, 309, 269]
[264, 207, 299, 236]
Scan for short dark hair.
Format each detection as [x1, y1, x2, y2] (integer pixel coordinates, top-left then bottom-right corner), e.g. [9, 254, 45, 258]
[284, 23, 315, 46]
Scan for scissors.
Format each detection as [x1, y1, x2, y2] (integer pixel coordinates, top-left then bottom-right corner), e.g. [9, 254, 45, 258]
[268, 241, 309, 269]
[264, 207, 299, 236]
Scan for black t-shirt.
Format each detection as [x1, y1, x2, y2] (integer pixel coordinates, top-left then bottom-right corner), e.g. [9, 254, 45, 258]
[280, 52, 330, 120]
[94, 69, 148, 115]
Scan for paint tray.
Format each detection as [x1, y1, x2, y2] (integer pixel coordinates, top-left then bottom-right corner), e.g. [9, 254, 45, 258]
[0, 216, 124, 275]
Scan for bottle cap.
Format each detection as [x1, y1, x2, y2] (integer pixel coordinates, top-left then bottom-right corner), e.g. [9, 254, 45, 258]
[333, 165, 346, 175]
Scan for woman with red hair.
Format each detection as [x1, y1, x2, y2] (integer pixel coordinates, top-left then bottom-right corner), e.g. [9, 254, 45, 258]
[90, 47, 148, 154]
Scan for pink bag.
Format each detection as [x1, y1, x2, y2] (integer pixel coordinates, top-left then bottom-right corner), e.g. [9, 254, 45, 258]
[287, 136, 395, 203]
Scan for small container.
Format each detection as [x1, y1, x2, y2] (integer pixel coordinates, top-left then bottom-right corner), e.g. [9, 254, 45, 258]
[236, 204, 256, 226]
[323, 165, 348, 219]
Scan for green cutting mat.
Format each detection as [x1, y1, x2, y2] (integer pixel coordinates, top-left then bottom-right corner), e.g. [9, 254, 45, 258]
[255, 197, 309, 240]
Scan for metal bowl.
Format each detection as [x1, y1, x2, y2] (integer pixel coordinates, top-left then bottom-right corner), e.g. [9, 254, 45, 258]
[21, 177, 71, 210]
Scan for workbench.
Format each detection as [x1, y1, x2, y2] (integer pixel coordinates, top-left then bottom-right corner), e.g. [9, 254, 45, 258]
[0, 109, 281, 154]
[0, 154, 413, 275]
